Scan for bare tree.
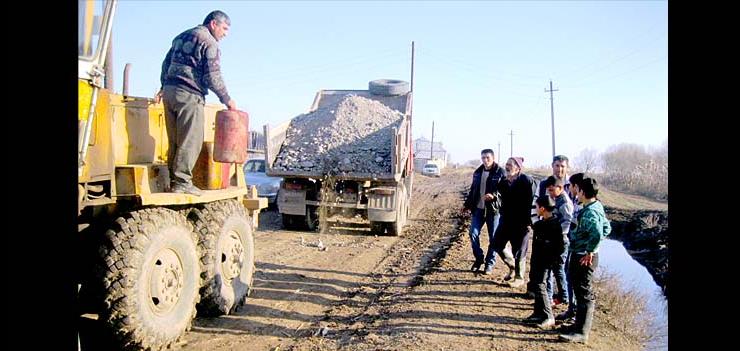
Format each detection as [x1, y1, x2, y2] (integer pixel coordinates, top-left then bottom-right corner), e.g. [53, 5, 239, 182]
[599, 142, 667, 201]
[575, 148, 600, 174]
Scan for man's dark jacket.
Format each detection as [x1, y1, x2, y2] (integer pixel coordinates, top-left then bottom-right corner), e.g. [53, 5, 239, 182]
[464, 163, 505, 213]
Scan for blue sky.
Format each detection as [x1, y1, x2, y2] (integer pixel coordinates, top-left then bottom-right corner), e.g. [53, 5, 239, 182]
[109, 0, 667, 166]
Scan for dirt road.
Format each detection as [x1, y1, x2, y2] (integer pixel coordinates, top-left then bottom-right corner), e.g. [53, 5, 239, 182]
[176, 168, 645, 351]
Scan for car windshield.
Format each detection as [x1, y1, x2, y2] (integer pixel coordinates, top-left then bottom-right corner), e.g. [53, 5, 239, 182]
[425, 165, 438, 169]
[245, 160, 266, 173]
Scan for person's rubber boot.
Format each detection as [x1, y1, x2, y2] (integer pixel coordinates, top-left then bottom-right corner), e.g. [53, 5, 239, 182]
[559, 301, 593, 343]
[508, 257, 527, 288]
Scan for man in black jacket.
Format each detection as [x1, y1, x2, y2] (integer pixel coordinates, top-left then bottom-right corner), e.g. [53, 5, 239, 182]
[462, 149, 507, 275]
[491, 157, 538, 287]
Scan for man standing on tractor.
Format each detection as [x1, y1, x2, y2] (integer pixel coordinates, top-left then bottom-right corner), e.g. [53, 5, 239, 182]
[155, 10, 238, 196]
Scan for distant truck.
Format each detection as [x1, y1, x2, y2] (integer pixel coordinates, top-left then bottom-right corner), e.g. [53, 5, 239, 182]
[263, 80, 413, 235]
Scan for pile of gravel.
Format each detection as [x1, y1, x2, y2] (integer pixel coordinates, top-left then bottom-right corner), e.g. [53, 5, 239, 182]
[273, 94, 404, 175]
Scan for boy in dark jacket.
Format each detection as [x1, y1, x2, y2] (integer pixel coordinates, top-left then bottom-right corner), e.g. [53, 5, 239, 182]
[525, 195, 564, 329]
[462, 149, 507, 274]
[544, 176, 574, 306]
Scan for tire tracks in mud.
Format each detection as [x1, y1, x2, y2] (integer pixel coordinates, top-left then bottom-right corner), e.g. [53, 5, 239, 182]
[290, 172, 472, 349]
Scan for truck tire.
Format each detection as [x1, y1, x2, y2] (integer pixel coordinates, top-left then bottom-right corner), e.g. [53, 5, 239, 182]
[282, 213, 298, 230]
[386, 183, 407, 236]
[305, 206, 319, 231]
[99, 208, 200, 351]
[189, 199, 255, 316]
[369, 79, 410, 96]
[370, 221, 385, 235]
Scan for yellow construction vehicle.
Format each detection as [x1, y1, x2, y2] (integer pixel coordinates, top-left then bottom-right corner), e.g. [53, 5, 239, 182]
[77, 1, 267, 349]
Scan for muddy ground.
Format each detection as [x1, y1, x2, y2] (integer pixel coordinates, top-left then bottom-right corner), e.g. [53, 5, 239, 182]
[81, 168, 654, 350]
[182, 168, 651, 351]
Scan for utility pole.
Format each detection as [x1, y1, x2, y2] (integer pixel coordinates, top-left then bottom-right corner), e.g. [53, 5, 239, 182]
[545, 80, 559, 158]
[430, 121, 435, 159]
[508, 130, 514, 158]
[497, 141, 501, 161]
[410, 41, 415, 93]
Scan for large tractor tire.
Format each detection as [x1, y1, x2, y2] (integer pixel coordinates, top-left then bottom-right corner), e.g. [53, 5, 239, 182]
[99, 208, 200, 351]
[189, 199, 255, 316]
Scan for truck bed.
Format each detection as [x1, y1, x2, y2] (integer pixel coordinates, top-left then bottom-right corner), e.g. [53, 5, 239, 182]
[264, 90, 413, 181]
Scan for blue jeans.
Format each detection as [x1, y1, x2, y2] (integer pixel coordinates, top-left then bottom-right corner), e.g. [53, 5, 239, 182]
[468, 208, 499, 266]
[547, 240, 570, 302]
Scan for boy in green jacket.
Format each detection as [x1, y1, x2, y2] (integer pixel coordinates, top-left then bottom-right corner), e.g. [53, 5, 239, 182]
[558, 178, 611, 344]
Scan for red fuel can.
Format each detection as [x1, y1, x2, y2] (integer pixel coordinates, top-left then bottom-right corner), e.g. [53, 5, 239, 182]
[214, 109, 249, 163]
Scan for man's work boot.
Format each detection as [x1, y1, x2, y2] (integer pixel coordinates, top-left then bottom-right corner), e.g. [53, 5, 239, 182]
[504, 267, 516, 281]
[523, 313, 544, 324]
[171, 182, 203, 196]
[507, 278, 525, 288]
[557, 323, 577, 334]
[558, 332, 588, 343]
[471, 260, 483, 273]
[537, 318, 555, 329]
[556, 309, 576, 323]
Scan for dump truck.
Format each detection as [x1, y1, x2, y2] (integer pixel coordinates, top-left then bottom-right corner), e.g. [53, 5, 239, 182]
[77, 1, 267, 349]
[263, 80, 413, 235]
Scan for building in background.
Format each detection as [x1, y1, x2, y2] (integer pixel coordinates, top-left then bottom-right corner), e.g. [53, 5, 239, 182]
[413, 136, 448, 171]
[248, 130, 266, 159]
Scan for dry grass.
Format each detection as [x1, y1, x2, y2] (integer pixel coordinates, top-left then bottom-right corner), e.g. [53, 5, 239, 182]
[593, 269, 657, 346]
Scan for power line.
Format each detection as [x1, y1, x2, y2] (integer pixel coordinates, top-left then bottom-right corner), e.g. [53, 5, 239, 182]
[566, 54, 667, 89]
[558, 23, 666, 78]
[565, 32, 667, 86]
[418, 48, 546, 88]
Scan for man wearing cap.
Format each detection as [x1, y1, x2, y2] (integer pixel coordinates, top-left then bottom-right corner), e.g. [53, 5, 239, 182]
[490, 157, 538, 287]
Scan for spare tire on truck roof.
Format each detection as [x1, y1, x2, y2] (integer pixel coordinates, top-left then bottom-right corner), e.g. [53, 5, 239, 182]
[369, 79, 410, 96]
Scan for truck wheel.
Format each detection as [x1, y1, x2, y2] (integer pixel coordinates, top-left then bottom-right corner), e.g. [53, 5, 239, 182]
[305, 206, 319, 231]
[189, 199, 255, 316]
[282, 213, 297, 230]
[369, 79, 410, 96]
[370, 221, 385, 235]
[386, 183, 407, 237]
[100, 208, 200, 351]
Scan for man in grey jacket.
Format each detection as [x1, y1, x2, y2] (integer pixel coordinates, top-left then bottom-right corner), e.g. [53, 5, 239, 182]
[155, 10, 238, 196]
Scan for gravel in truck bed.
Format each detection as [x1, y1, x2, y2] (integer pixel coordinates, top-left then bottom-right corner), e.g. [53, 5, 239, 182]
[273, 94, 404, 176]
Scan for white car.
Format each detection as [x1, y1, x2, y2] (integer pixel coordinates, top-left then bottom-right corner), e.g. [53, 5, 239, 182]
[243, 159, 282, 204]
[422, 163, 441, 177]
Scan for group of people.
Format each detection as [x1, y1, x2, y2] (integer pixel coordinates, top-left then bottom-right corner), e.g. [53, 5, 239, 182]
[462, 150, 611, 344]
[157, 9, 612, 345]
